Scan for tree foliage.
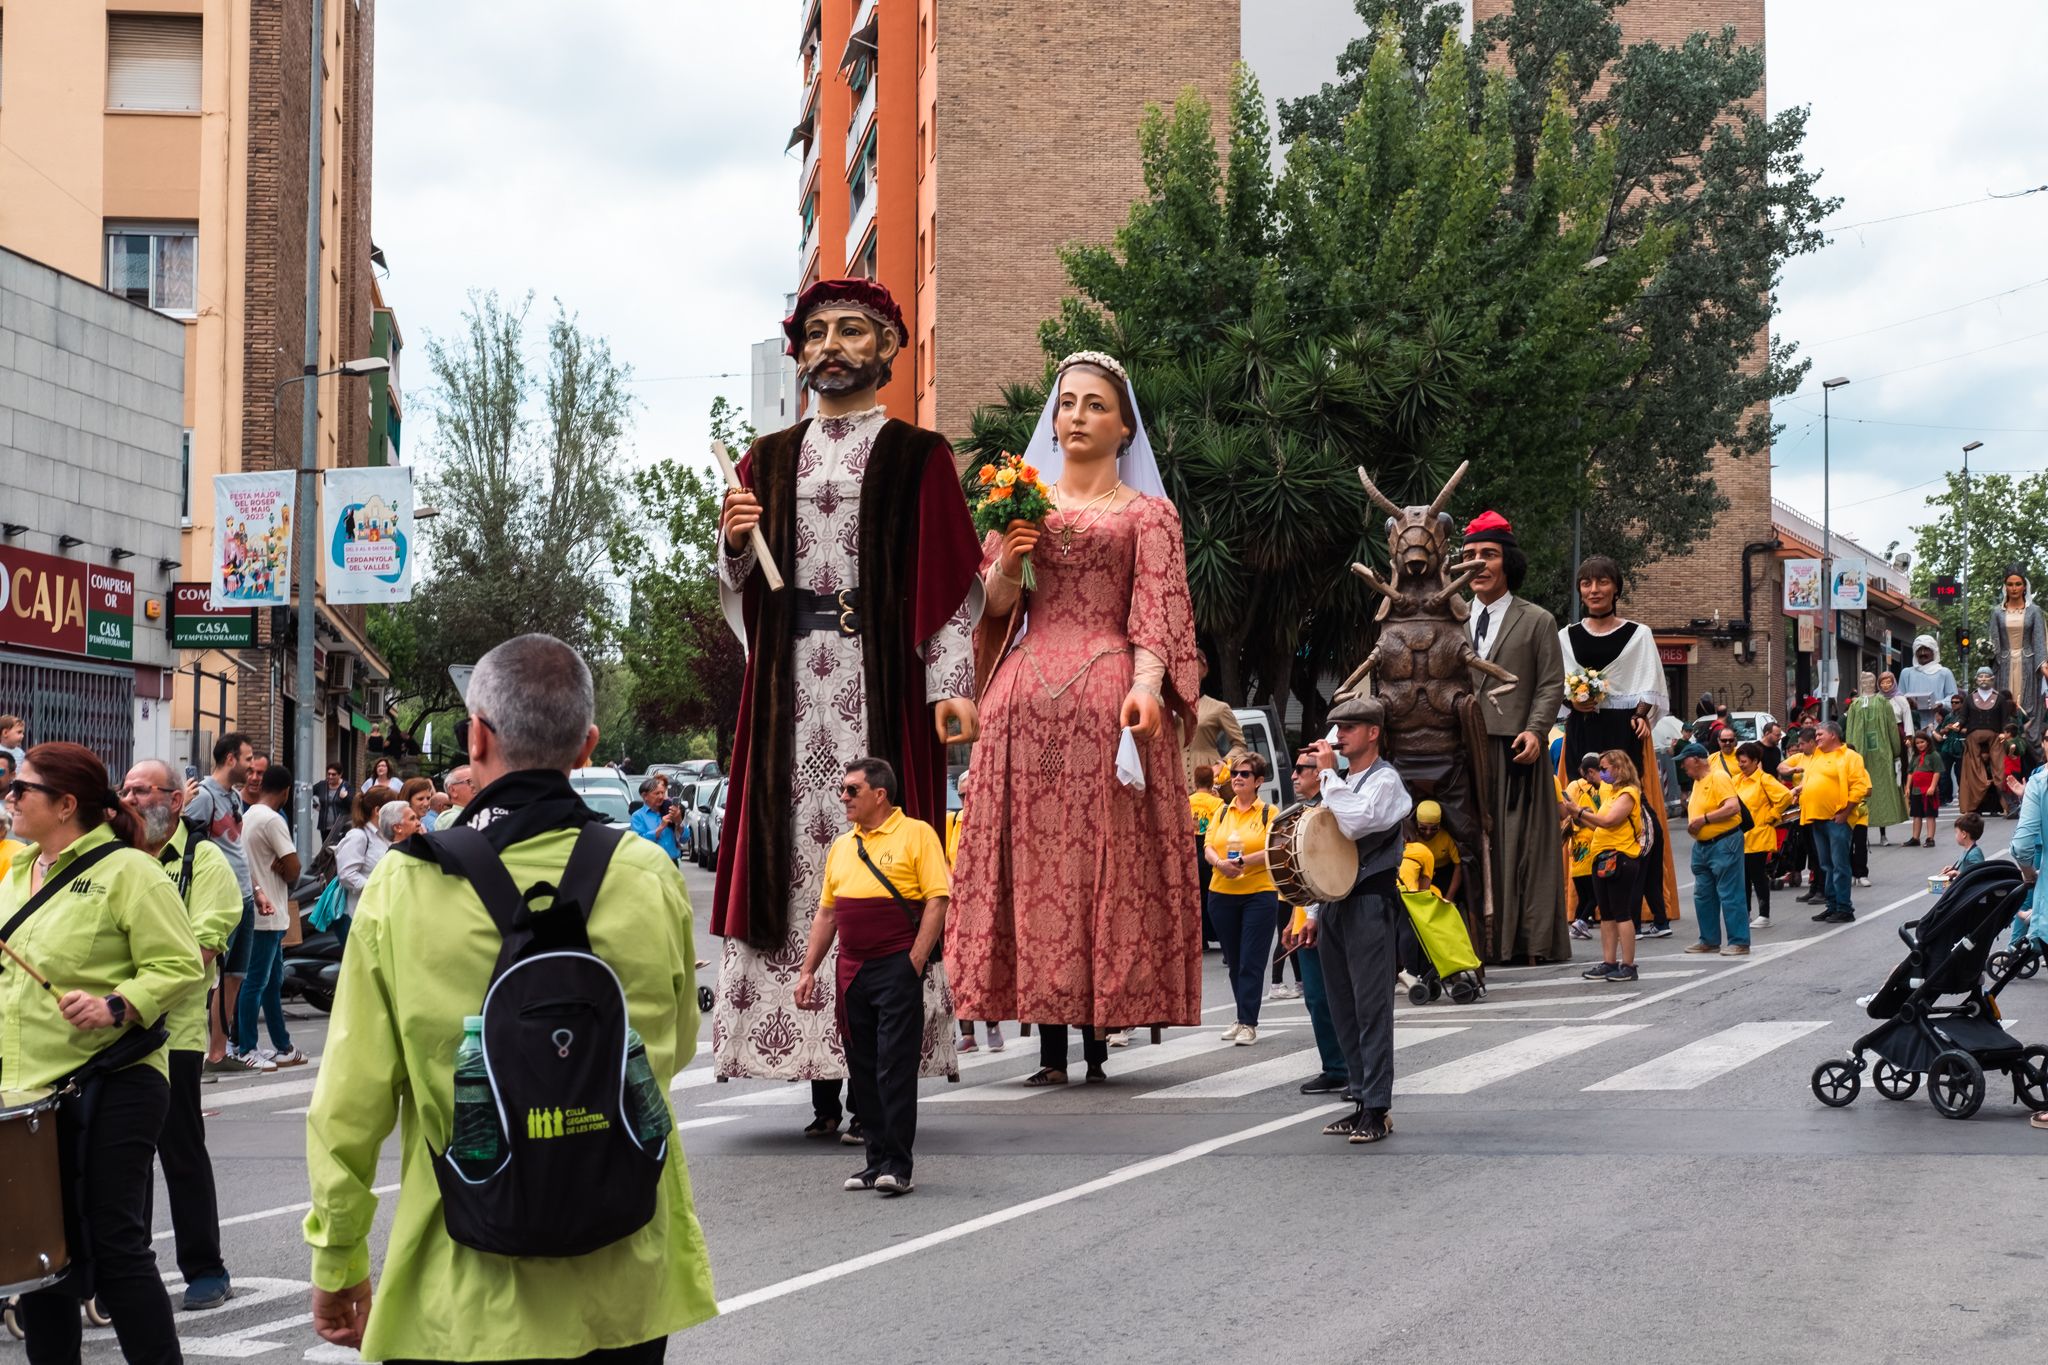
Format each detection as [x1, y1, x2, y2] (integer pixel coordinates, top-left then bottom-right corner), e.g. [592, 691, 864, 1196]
[965, 7, 1834, 717]
[377, 291, 634, 718]
[1910, 472, 2048, 675]
[608, 398, 751, 764]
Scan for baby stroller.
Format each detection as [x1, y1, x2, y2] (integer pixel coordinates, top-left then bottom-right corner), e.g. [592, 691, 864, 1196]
[1810, 860, 2048, 1119]
[1397, 889, 1486, 1005]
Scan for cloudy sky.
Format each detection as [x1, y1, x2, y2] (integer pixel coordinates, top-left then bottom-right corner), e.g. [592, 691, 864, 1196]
[373, 1, 2046, 565]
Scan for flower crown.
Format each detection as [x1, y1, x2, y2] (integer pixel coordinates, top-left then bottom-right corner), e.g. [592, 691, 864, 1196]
[1056, 351, 1130, 385]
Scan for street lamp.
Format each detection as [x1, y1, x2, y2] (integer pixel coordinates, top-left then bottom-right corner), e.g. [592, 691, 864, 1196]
[274, 355, 393, 852]
[1821, 376, 1850, 721]
[1961, 440, 1983, 661]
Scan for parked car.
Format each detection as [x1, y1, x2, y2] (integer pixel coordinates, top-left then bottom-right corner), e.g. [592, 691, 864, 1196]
[684, 777, 721, 866]
[1725, 710, 1780, 742]
[569, 767, 634, 827]
[1233, 706, 1288, 809]
[651, 759, 722, 789]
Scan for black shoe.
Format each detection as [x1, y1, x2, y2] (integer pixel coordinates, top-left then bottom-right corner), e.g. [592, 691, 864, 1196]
[1811, 908, 1836, 922]
[841, 1119, 866, 1147]
[1348, 1108, 1392, 1144]
[1300, 1072, 1349, 1094]
[1582, 961, 1618, 979]
[843, 1169, 879, 1191]
[804, 1116, 841, 1139]
[1322, 1104, 1365, 1137]
[1609, 964, 1639, 982]
[1798, 892, 1825, 904]
[1833, 910, 1856, 923]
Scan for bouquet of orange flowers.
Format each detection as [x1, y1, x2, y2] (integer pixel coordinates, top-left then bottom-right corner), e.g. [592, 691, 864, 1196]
[970, 452, 1057, 589]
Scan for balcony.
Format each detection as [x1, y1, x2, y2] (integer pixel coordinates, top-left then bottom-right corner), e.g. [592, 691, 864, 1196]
[845, 183, 877, 261]
[799, 129, 821, 196]
[845, 78, 876, 168]
[799, 218, 819, 274]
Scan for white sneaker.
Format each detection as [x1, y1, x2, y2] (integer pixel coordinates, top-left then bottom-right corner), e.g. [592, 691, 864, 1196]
[1396, 970, 1420, 990]
[1234, 1026, 1257, 1046]
[228, 1050, 276, 1074]
[1219, 1022, 1245, 1042]
[1282, 983, 1304, 999]
[986, 1023, 1006, 1053]
[1856, 876, 1872, 888]
[262, 1048, 309, 1068]
[1104, 1030, 1131, 1048]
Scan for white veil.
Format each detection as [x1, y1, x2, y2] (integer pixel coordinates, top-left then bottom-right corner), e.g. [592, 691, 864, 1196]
[1025, 352, 1168, 498]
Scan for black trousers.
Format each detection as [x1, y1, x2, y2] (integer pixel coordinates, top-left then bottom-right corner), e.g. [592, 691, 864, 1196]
[155, 1050, 226, 1283]
[1318, 889, 1398, 1109]
[21, 1066, 180, 1365]
[1037, 1025, 1108, 1072]
[842, 950, 923, 1180]
[1851, 824, 1869, 879]
[1744, 850, 1772, 918]
[387, 1339, 666, 1365]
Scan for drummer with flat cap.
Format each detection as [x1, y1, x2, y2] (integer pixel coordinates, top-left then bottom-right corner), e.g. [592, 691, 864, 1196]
[1301, 694, 1412, 1144]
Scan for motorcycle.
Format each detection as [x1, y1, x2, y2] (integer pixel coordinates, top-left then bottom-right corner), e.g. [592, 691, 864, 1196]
[281, 928, 344, 1014]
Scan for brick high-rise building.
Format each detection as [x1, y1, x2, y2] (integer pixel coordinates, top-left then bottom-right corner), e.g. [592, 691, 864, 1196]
[0, 1, 396, 780]
[788, 0, 1238, 435]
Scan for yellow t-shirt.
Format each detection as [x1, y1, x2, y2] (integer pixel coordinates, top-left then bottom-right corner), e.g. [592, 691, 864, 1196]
[944, 811, 962, 867]
[821, 809, 950, 908]
[1736, 770, 1792, 855]
[1689, 766, 1744, 842]
[1419, 829, 1459, 875]
[1585, 783, 1643, 859]
[1798, 746, 1872, 824]
[1710, 750, 1742, 783]
[1398, 841, 1435, 892]
[0, 838, 24, 879]
[1207, 800, 1279, 895]
[1189, 790, 1224, 839]
[1564, 778, 1601, 876]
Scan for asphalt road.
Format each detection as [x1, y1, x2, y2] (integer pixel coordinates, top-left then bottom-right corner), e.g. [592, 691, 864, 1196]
[22, 816, 2047, 1365]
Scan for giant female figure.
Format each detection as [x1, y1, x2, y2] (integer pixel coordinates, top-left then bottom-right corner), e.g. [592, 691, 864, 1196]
[946, 354, 1203, 1084]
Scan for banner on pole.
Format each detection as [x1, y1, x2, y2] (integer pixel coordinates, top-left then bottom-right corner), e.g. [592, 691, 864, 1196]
[321, 466, 415, 604]
[1783, 559, 1821, 612]
[1831, 557, 1868, 611]
[211, 470, 296, 607]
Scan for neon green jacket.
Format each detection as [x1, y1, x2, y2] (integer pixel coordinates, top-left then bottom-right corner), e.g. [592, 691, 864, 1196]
[0, 823, 204, 1090]
[159, 822, 242, 1055]
[303, 825, 717, 1360]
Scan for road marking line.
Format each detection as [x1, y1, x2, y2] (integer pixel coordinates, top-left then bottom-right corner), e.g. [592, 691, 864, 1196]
[926, 1029, 1289, 1104]
[157, 1186, 399, 1243]
[676, 1115, 742, 1131]
[207, 1076, 322, 1108]
[1139, 1026, 1467, 1099]
[1583, 1020, 1830, 1091]
[713, 1102, 1349, 1315]
[1587, 889, 1927, 1021]
[1481, 969, 1704, 990]
[1394, 1024, 1643, 1094]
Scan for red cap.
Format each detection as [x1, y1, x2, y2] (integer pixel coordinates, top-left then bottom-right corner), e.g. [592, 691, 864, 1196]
[782, 277, 909, 357]
[1463, 510, 1515, 545]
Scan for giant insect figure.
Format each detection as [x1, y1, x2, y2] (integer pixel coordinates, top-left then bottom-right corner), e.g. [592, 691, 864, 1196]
[1332, 461, 1518, 955]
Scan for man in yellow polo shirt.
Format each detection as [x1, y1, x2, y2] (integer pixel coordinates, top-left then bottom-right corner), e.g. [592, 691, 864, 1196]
[1801, 720, 1873, 924]
[1679, 742, 1750, 956]
[796, 756, 949, 1197]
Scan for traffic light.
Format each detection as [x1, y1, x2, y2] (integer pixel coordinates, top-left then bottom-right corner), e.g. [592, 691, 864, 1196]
[1957, 627, 1974, 657]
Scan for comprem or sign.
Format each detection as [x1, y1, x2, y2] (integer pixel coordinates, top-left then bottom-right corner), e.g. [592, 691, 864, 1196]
[172, 581, 255, 649]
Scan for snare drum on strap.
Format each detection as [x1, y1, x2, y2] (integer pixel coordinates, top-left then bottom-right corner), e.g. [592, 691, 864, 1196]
[0, 1088, 69, 1296]
[1265, 803, 1359, 905]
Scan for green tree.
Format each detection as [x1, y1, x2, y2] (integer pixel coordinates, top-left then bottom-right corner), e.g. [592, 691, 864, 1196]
[379, 291, 635, 719]
[1910, 472, 2048, 675]
[609, 397, 752, 764]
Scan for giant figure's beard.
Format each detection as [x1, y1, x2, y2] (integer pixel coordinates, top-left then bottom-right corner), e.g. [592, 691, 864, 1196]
[805, 354, 885, 396]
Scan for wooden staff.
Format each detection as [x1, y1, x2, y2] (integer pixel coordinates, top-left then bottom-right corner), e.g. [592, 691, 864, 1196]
[710, 440, 785, 592]
[0, 934, 54, 994]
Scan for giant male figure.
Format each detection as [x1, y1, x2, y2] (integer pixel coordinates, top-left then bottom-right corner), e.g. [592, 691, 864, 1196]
[713, 279, 982, 1132]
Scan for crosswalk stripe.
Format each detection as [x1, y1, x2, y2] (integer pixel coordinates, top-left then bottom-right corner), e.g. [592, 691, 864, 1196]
[1394, 1025, 1643, 1095]
[926, 1029, 1289, 1104]
[697, 1038, 1040, 1108]
[1139, 1026, 1468, 1100]
[1582, 1020, 1829, 1091]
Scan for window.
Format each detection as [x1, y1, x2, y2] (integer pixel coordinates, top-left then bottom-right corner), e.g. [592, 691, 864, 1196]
[918, 121, 927, 174]
[105, 223, 198, 315]
[180, 430, 193, 525]
[1, 12, 7, 107]
[857, 236, 877, 280]
[918, 12, 928, 72]
[107, 15, 203, 112]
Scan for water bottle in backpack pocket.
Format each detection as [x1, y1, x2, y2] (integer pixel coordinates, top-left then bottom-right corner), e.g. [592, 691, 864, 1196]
[420, 823, 667, 1258]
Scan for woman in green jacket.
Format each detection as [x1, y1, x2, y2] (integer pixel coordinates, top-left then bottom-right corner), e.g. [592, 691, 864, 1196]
[1, 742, 203, 1365]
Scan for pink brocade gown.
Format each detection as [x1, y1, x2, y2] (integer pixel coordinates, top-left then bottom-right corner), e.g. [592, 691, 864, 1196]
[945, 496, 1203, 1030]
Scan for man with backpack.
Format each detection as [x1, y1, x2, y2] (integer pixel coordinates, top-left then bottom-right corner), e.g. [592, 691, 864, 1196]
[795, 757, 951, 1196]
[304, 634, 716, 1360]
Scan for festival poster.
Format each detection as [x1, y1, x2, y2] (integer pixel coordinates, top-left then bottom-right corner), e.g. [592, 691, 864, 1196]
[211, 470, 296, 608]
[1831, 557, 1868, 611]
[1783, 558, 1821, 612]
[321, 466, 415, 604]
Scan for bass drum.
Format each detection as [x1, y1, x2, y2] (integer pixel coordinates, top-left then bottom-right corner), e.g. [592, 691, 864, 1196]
[1266, 803, 1359, 905]
[0, 1088, 69, 1298]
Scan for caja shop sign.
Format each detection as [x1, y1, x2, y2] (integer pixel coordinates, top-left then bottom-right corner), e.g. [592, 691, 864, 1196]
[171, 582, 255, 648]
[0, 544, 134, 662]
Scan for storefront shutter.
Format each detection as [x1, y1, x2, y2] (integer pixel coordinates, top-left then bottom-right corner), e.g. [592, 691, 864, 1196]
[107, 15, 202, 112]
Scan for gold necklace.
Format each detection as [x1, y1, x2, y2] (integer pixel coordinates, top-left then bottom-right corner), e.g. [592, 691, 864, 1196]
[1051, 482, 1124, 556]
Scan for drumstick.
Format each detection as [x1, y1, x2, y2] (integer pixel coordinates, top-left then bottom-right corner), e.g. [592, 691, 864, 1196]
[710, 440, 785, 592]
[0, 934, 54, 993]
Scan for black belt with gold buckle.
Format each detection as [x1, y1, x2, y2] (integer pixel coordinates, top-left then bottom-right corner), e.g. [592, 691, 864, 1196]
[792, 588, 860, 636]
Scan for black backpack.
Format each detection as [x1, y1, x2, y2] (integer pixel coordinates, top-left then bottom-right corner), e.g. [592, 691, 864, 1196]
[418, 822, 666, 1258]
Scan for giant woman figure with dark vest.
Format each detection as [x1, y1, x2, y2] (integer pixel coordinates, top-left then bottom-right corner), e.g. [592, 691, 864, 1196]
[712, 279, 983, 1135]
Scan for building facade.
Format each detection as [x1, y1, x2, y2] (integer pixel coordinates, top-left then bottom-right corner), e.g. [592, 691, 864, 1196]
[0, 0, 393, 786]
[1, 247, 187, 772]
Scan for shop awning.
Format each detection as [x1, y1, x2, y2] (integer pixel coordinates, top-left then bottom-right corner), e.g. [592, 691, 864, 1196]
[839, 13, 878, 71]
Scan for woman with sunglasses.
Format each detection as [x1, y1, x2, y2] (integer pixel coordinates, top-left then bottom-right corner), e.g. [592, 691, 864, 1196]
[1205, 753, 1282, 1043]
[0, 743, 204, 1365]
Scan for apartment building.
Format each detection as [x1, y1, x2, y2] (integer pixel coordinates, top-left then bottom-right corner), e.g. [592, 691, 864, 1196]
[0, 0, 395, 779]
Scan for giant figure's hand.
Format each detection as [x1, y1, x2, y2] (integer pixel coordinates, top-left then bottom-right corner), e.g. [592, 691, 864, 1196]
[999, 521, 1043, 580]
[1121, 689, 1163, 740]
[1511, 730, 1542, 764]
[935, 698, 979, 744]
[720, 487, 761, 552]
